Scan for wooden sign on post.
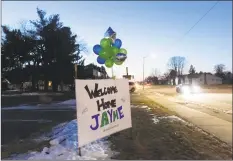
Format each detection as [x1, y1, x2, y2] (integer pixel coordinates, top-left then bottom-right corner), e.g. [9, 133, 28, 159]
[75, 79, 132, 148]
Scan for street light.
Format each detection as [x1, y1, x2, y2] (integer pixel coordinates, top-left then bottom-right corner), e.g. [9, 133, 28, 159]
[142, 53, 156, 90]
[143, 56, 148, 90]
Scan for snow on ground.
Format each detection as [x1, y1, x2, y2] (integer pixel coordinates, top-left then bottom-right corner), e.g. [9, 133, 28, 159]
[12, 120, 114, 160]
[150, 114, 187, 125]
[6, 101, 206, 160]
[138, 105, 210, 136]
[136, 104, 195, 126]
[56, 99, 76, 106]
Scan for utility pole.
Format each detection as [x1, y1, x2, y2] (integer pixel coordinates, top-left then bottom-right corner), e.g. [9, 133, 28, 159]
[143, 56, 147, 90]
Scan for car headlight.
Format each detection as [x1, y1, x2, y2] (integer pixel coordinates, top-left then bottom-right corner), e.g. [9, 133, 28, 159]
[182, 86, 190, 94]
[193, 86, 200, 93]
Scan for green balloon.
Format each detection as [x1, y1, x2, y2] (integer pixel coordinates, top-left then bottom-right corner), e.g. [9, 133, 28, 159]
[119, 48, 127, 54]
[100, 38, 112, 49]
[111, 46, 119, 55]
[115, 61, 123, 65]
[105, 46, 115, 58]
[99, 49, 110, 60]
[105, 59, 114, 68]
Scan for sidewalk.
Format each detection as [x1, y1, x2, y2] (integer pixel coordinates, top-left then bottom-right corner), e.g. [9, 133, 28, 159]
[144, 93, 232, 145]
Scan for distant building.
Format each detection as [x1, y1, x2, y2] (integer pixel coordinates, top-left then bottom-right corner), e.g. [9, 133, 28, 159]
[158, 76, 169, 85]
[1, 78, 11, 91]
[76, 64, 109, 79]
[178, 73, 222, 85]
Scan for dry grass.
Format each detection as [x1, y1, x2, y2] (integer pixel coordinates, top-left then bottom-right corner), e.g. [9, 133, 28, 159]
[200, 84, 232, 93]
[108, 94, 232, 160]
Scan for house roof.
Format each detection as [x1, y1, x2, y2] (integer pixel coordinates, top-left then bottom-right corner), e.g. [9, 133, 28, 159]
[1, 78, 11, 84]
[179, 73, 216, 79]
[178, 74, 200, 79]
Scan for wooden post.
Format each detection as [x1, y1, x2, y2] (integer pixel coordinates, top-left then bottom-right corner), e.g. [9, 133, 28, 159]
[130, 127, 133, 140]
[74, 64, 81, 156]
[78, 147, 81, 156]
[74, 64, 78, 79]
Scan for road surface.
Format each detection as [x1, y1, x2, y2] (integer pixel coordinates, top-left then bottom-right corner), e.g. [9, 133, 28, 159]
[138, 86, 232, 145]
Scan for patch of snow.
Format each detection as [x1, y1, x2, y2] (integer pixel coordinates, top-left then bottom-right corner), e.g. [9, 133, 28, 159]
[33, 136, 50, 143]
[131, 105, 139, 108]
[150, 113, 187, 125]
[151, 116, 160, 124]
[146, 107, 152, 111]
[12, 119, 113, 160]
[159, 115, 186, 123]
[226, 110, 232, 114]
[141, 105, 148, 109]
[56, 100, 76, 106]
[154, 92, 165, 97]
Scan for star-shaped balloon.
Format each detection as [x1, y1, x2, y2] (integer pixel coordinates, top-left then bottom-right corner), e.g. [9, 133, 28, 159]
[104, 27, 116, 43]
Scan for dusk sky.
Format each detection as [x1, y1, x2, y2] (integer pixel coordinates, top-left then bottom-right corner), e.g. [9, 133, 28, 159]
[2, 1, 232, 80]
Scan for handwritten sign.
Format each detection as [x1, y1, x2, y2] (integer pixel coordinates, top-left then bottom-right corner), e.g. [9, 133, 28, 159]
[75, 79, 132, 147]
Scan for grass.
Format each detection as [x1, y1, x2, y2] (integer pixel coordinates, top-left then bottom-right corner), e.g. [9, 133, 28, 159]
[108, 93, 232, 159]
[130, 93, 176, 116]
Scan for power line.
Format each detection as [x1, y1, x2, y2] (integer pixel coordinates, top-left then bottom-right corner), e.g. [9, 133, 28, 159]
[181, 1, 220, 39]
[166, 1, 220, 53]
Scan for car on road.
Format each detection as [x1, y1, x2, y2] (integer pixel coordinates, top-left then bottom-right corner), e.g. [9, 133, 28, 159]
[129, 81, 136, 93]
[176, 84, 201, 94]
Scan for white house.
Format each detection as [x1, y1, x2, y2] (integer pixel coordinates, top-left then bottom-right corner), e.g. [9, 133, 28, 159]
[179, 73, 222, 85]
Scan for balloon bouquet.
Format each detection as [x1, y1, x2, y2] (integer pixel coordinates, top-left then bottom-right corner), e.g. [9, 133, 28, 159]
[93, 27, 127, 68]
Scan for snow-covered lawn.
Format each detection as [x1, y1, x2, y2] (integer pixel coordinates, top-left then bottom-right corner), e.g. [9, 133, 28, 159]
[12, 120, 113, 160]
[7, 101, 200, 160]
[5, 99, 114, 160]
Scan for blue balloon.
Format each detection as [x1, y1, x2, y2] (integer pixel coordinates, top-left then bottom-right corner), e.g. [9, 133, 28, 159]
[97, 56, 106, 64]
[93, 45, 102, 55]
[112, 39, 122, 49]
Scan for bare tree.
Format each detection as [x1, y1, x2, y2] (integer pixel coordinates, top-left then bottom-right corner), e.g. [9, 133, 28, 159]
[163, 71, 170, 80]
[214, 64, 226, 79]
[214, 64, 225, 74]
[167, 56, 186, 76]
[151, 68, 160, 77]
[189, 65, 196, 74]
